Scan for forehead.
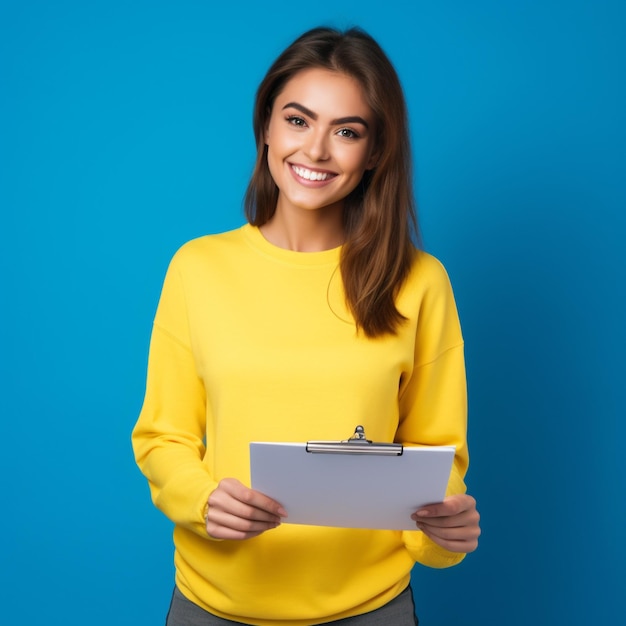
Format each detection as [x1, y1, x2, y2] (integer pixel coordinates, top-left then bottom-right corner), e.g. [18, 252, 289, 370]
[274, 68, 372, 117]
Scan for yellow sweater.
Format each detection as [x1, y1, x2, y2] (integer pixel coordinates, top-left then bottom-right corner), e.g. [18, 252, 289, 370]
[132, 224, 469, 625]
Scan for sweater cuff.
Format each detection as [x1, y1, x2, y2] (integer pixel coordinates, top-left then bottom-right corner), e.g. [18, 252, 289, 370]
[403, 529, 467, 569]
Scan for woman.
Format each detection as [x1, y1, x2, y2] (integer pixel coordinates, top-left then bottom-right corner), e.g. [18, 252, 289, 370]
[133, 26, 480, 625]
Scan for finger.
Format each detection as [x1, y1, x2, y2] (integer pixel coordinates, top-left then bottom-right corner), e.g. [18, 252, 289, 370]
[209, 494, 283, 525]
[417, 523, 480, 553]
[414, 494, 476, 520]
[411, 506, 479, 529]
[416, 520, 481, 543]
[220, 478, 288, 518]
[207, 508, 281, 538]
[206, 520, 275, 541]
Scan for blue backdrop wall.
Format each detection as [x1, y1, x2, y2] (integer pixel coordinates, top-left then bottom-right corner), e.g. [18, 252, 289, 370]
[1, 1, 624, 624]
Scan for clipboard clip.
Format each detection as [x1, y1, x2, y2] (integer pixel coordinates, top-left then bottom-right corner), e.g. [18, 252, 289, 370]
[306, 425, 403, 456]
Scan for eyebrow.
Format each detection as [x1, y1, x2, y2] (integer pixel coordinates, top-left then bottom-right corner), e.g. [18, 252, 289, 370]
[282, 101, 370, 129]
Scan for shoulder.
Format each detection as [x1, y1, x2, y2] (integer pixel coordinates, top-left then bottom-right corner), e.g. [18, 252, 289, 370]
[396, 248, 461, 329]
[399, 249, 464, 352]
[401, 249, 456, 299]
[411, 249, 450, 278]
[168, 225, 248, 271]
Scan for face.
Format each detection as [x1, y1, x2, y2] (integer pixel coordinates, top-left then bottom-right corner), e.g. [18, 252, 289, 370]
[264, 68, 377, 218]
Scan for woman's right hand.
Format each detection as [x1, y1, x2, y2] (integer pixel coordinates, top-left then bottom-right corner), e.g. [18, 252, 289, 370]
[206, 478, 287, 540]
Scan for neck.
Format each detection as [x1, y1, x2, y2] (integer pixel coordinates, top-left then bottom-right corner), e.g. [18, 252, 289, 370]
[260, 205, 344, 252]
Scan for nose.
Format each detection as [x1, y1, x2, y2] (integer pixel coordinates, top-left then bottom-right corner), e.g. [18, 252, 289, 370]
[304, 128, 329, 162]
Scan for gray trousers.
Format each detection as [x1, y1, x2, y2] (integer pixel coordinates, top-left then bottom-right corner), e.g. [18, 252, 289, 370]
[166, 585, 419, 625]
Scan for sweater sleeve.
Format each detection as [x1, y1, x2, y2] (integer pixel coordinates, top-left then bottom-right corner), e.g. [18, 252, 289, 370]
[397, 256, 469, 568]
[131, 251, 218, 538]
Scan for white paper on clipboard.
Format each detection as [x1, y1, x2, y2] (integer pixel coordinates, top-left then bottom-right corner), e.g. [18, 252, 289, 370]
[250, 440, 455, 530]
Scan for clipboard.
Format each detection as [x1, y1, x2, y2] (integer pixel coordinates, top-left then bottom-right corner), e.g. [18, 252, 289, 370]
[250, 426, 455, 530]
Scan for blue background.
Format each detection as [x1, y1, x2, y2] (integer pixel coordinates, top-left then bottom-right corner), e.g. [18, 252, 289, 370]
[1, 0, 624, 624]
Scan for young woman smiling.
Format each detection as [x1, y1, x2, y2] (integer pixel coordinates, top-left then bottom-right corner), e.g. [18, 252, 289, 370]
[133, 26, 480, 626]
[262, 68, 378, 252]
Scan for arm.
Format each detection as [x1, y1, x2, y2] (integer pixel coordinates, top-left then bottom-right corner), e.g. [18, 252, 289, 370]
[132, 252, 284, 539]
[398, 256, 479, 566]
[131, 263, 217, 537]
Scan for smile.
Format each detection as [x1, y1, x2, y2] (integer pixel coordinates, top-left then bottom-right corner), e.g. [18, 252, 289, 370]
[291, 165, 336, 182]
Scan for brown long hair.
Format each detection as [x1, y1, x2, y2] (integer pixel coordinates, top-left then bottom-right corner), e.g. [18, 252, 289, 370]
[244, 27, 419, 337]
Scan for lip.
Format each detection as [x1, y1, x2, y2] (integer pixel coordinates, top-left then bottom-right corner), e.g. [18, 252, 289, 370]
[288, 162, 338, 187]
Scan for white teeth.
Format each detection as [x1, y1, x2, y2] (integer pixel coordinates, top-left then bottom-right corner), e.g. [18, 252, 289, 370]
[292, 165, 331, 181]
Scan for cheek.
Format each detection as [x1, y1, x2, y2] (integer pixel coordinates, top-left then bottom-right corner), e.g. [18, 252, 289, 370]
[340, 150, 372, 178]
[266, 129, 300, 161]
[266, 141, 290, 185]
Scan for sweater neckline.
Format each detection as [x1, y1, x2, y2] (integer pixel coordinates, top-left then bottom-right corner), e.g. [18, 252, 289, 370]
[241, 223, 342, 267]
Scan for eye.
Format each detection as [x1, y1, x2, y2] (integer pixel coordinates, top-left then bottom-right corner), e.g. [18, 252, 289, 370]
[337, 127, 360, 139]
[286, 115, 307, 128]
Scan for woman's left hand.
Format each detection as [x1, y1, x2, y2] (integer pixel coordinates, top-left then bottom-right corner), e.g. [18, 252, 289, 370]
[411, 494, 480, 553]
